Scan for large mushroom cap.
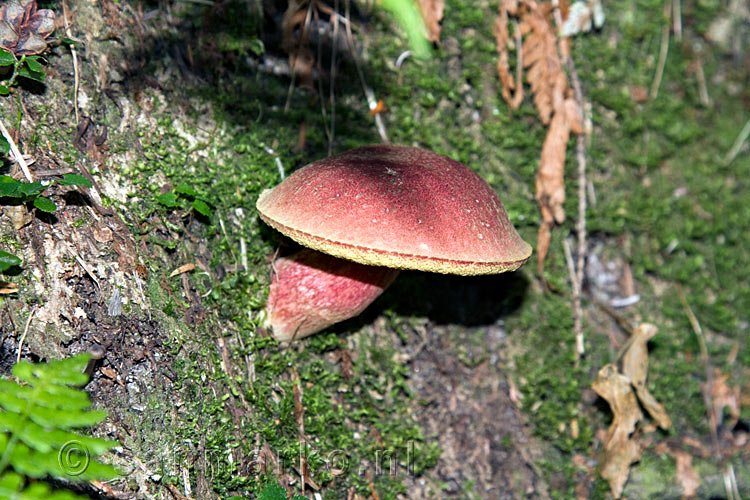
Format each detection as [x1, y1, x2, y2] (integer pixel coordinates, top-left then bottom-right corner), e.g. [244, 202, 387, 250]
[257, 145, 532, 275]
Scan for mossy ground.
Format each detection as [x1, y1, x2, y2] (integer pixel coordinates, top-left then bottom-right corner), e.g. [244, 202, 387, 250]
[0, 0, 748, 498]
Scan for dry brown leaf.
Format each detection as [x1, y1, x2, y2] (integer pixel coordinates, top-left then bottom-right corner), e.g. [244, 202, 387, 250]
[674, 450, 700, 498]
[417, 0, 444, 43]
[492, 4, 515, 105]
[519, 7, 565, 125]
[494, 0, 583, 274]
[592, 364, 643, 499]
[708, 369, 740, 427]
[0, 281, 18, 294]
[622, 323, 672, 430]
[169, 263, 195, 278]
[282, 0, 316, 89]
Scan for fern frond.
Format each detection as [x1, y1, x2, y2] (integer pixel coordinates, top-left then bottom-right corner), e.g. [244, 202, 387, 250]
[0, 353, 120, 500]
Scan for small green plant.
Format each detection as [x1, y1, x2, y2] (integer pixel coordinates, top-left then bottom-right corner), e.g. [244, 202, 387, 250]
[0, 174, 92, 213]
[257, 482, 307, 500]
[157, 183, 212, 217]
[0, 50, 45, 94]
[0, 353, 119, 499]
[0, 250, 21, 274]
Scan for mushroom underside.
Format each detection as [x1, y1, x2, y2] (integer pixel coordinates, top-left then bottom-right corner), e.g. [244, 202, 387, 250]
[266, 248, 400, 341]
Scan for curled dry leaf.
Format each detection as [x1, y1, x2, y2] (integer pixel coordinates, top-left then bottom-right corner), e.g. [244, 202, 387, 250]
[169, 263, 196, 278]
[592, 364, 643, 499]
[622, 323, 672, 430]
[417, 0, 444, 43]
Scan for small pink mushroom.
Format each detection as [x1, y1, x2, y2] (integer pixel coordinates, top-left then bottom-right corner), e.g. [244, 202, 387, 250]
[257, 145, 532, 341]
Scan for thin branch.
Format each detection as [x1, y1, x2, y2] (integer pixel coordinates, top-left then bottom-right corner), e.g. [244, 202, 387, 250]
[650, 0, 671, 100]
[0, 117, 33, 182]
[63, 0, 80, 125]
[328, 0, 340, 155]
[566, 54, 588, 365]
[343, 0, 388, 143]
[17, 306, 38, 363]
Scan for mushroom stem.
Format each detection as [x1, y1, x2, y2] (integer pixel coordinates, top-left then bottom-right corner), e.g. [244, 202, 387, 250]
[266, 249, 400, 341]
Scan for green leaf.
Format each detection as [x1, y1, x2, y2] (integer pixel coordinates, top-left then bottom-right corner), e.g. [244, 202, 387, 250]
[58, 174, 93, 188]
[33, 196, 57, 213]
[19, 182, 45, 197]
[30, 407, 107, 429]
[24, 56, 43, 73]
[0, 249, 21, 273]
[191, 199, 211, 217]
[0, 85, 9, 95]
[174, 183, 197, 197]
[18, 65, 45, 83]
[0, 176, 21, 197]
[0, 49, 14, 66]
[157, 191, 179, 208]
[0, 135, 9, 154]
[258, 484, 287, 500]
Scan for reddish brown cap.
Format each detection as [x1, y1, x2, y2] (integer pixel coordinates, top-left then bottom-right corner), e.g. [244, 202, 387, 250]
[257, 145, 532, 276]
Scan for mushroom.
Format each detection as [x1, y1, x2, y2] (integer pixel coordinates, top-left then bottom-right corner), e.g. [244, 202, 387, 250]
[256, 144, 532, 341]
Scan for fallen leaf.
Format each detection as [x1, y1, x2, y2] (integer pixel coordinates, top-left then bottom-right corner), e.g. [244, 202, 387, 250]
[494, 0, 584, 274]
[673, 450, 700, 498]
[708, 369, 740, 427]
[622, 323, 671, 430]
[0, 281, 18, 294]
[282, 0, 316, 89]
[417, 0, 444, 43]
[169, 263, 195, 278]
[592, 364, 643, 499]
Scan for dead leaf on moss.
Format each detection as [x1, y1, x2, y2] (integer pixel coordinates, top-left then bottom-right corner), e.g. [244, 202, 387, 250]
[622, 323, 672, 430]
[592, 364, 643, 499]
[673, 449, 700, 498]
[708, 369, 740, 427]
[417, 0, 444, 43]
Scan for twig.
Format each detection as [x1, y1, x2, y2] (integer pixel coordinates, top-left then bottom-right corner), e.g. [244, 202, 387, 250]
[562, 238, 577, 290]
[724, 118, 750, 165]
[17, 306, 37, 364]
[0, 117, 33, 182]
[343, 0, 389, 143]
[650, 0, 671, 100]
[328, 0, 340, 155]
[672, 0, 682, 41]
[284, 0, 315, 113]
[62, 0, 80, 125]
[512, 20, 524, 108]
[567, 56, 588, 365]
